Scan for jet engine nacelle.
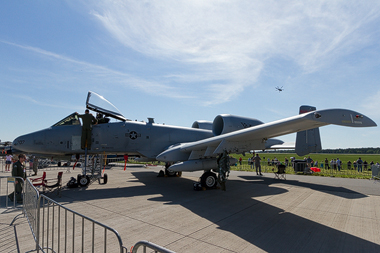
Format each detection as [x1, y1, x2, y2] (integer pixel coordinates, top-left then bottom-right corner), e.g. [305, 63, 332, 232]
[191, 120, 213, 131]
[212, 115, 264, 136]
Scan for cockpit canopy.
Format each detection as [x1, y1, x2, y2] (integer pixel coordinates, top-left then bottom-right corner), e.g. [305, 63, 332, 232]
[52, 91, 127, 127]
[52, 113, 80, 127]
[86, 91, 127, 121]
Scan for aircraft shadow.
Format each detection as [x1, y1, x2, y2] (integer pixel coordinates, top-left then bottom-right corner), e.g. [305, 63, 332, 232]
[238, 175, 368, 199]
[58, 171, 379, 252]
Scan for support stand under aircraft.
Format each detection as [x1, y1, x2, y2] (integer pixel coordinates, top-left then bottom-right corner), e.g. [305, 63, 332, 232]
[12, 91, 377, 190]
[76, 153, 108, 187]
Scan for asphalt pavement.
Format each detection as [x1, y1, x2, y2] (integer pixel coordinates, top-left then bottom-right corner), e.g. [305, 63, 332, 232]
[1, 164, 380, 252]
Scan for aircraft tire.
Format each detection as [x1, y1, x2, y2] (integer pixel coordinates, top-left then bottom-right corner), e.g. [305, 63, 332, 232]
[165, 168, 177, 177]
[79, 175, 90, 187]
[102, 173, 108, 184]
[58, 162, 61, 167]
[200, 171, 217, 189]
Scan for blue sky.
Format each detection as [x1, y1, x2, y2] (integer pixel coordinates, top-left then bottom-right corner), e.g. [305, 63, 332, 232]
[1, 1, 379, 149]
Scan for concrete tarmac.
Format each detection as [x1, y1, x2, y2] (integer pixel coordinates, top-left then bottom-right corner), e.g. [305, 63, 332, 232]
[1, 165, 380, 252]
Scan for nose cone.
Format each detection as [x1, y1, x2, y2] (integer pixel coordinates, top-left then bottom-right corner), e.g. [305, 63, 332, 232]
[13, 131, 43, 153]
[13, 134, 30, 153]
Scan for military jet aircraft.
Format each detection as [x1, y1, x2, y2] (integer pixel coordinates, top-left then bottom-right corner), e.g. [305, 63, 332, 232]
[0, 141, 12, 155]
[12, 91, 377, 189]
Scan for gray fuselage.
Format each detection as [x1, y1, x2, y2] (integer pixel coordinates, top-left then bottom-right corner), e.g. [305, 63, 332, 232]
[13, 120, 213, 160]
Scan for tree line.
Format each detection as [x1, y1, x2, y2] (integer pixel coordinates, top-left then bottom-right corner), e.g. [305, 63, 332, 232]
[263, 147, 380, 154]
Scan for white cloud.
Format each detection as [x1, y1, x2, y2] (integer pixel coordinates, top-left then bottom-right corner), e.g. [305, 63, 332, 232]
[13, 94, 81, 111]
[362, 89, 380, 121]
[87, 0, 380, 104]
[0, 40, 190, 99]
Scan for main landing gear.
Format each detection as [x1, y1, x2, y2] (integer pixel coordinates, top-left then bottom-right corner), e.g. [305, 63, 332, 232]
[164, 162, 182, 177]
[197, 151, 231, 191]
[200, 171, 217, 189]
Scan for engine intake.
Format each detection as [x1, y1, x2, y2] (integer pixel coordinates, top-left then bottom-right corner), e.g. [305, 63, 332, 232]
[212, 114, 263, 136]
[191, 120, 213, 131]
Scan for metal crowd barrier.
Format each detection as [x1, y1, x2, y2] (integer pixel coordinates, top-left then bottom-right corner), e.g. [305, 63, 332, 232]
[371, 164, 380, 181]
[0, 159, 4, 172]
[32, 194, 127, 252]
[23, 178, 40, 248]
[0, 172, 176, 252]
[131, 240, 176, 253]
[21, 180, 176, 253]
[0, 176, 25, 210]
[105, 157, 127, 167]
[0, 176, 127, 252]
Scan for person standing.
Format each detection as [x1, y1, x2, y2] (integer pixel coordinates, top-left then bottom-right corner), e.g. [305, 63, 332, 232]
[5, 154, 12, 171]
[347, 161, 352, 170]
[357, 157, 363, 172]
[32, 156, 38, 176]
[8, 154, 27, 203]
[250, 156, 254, 170]
[336, 158, 341, 171]
[306, 156, 312, 168]
[76, 109, 98, 150]
[253, 154, 262, 176]
[29, 156, 34, 174]
[324, 158, 329, 169]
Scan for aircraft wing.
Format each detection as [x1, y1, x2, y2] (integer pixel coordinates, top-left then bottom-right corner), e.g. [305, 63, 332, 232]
[157, 108, 376, 162]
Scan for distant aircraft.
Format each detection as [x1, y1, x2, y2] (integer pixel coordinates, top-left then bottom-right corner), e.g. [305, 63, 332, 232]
[0, 141, 12, 155]
[12, 91, 377, 189]
[276, 86, 284, 92]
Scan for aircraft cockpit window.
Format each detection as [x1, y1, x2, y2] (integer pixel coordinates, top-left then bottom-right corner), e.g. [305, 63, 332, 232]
[86, 91, 127, 121]
[52, 113, 81, 127]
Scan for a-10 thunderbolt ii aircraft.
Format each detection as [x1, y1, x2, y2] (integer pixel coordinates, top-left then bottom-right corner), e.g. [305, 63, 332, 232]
[13, 91, 377, 189]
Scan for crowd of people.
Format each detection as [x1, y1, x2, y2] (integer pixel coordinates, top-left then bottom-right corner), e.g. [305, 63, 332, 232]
[243, 154, 379, 173]
[3, 154, 38, 175]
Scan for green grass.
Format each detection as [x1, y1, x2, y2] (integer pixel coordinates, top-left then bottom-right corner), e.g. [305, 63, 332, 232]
[124, 153, 380, 180]
[230, 153, 380, 179]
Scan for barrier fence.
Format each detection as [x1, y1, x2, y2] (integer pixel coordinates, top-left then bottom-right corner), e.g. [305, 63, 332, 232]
[20, 178, 127, 253]
[0, 176, 25, 210]
[132, 240, 176, 253]
[23, 177, 40, 249]
[1, 175, 175, 253]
